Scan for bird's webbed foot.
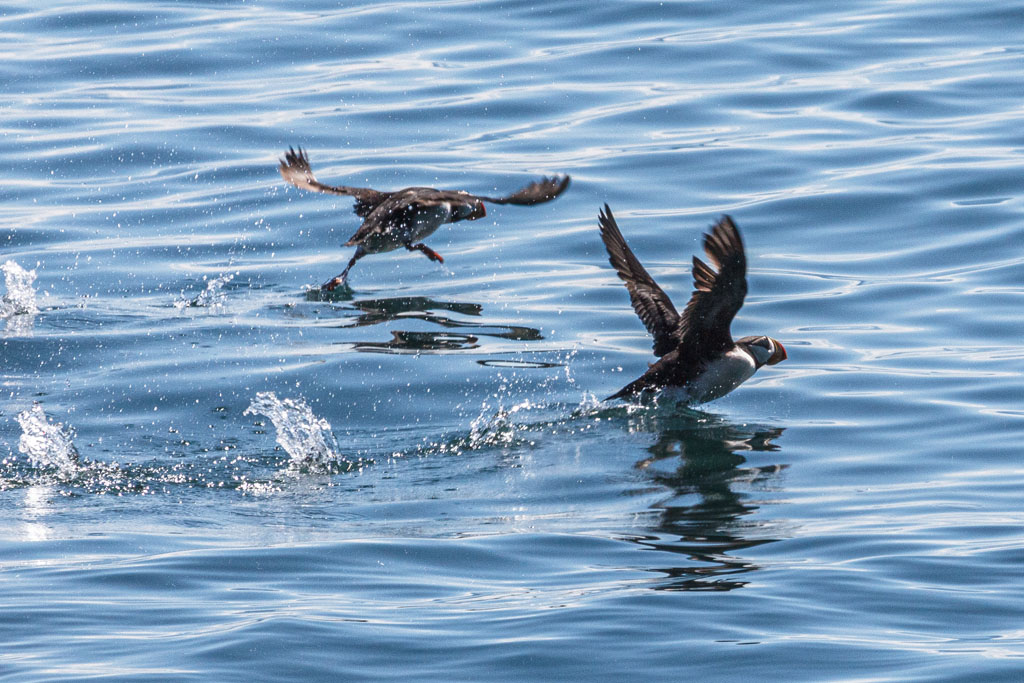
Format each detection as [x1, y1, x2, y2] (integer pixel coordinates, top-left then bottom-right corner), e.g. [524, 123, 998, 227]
[406, 242, 445, 264]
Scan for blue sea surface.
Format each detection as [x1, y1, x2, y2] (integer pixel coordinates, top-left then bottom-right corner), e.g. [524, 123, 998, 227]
[2, 1, 1024, 680]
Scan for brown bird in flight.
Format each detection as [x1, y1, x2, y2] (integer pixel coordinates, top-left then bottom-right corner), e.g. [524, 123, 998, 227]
[279, 147, 570, 290]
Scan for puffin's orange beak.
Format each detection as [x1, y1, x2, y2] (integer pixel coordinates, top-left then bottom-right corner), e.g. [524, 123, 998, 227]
[767, 339, 787, 365]
[468, 203, 486, 220]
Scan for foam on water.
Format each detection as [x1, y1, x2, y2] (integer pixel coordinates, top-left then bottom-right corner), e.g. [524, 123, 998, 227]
[15, 404, 80, 474]
[244, 391, 341, 467]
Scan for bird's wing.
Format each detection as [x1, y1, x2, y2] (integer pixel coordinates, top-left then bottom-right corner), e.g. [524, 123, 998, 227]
[278, 147, 391, 217]
[676, 215, 748, 357]
[598, 204, 682, 357]
[470, 175, 570, 205]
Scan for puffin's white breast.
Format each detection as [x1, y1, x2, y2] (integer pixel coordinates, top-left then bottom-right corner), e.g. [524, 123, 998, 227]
[684, 347, 758, 404]
[409, 203, 451, 242]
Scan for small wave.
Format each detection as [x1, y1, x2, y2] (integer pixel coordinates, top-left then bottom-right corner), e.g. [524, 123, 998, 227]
[174, 273, 234, 310]
[244, 391, 341, 467]
[15, 405, 80, 473]
[0, 261, 40, 318]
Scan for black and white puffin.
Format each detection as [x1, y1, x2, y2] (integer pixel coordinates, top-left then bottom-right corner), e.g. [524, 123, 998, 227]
[279, 147, 570, 290]
[598, 204, 786, 404]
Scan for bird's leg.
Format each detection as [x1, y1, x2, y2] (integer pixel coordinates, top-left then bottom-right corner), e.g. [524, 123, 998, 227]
[322, 247, 366, 291]
[406, 242, 444, 264]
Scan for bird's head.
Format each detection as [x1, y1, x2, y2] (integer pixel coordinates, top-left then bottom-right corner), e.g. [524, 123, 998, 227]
[452, 201, 486, 221]
[739, 336, 788, 368]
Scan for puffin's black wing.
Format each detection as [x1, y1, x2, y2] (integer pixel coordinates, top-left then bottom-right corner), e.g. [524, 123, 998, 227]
[676, 215, 747, 357]
[598, 204, 682, 357]
[279, 147, 391, 217]
[471, 175, 570, 205]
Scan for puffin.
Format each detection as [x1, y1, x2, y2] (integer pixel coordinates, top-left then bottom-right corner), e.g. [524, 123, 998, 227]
[598, 204, 786, 404]
[279, 147, 570, 290]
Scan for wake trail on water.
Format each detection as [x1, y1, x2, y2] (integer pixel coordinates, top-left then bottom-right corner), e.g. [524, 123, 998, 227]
[2, 339, 684, 495]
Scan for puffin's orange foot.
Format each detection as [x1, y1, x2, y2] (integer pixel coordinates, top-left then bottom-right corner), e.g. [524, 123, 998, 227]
[408, 242, 444, 263]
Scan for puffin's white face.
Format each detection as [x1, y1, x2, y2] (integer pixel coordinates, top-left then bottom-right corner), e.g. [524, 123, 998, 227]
[744, 336, 787, 367]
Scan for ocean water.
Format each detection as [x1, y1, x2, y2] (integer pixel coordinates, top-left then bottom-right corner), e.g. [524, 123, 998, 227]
[2, 1, 1024, 680]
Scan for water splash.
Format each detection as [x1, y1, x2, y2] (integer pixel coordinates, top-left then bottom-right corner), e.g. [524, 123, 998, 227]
[15, 405, 80, 473]
[0, 261, 40, 322]
[423, 361, 600, 457]
[465, 398, 537, 449]
[244, 392, 340, 467]
[175, 273, 233, 309]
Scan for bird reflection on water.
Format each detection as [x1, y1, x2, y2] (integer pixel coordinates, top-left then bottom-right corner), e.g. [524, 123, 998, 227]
[626, 410, 787, 591]
[308, 294, 544, 354]
[301, 290, 786, 590]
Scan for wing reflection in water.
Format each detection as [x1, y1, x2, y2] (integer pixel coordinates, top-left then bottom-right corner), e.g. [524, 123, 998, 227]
[629, 413, 787, 591]
[353, 330, 481, 353]
[334, 296, 543, 354]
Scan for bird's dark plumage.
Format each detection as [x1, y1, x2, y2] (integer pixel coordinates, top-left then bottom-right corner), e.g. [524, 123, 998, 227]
[598, 205, 682, 358]
[279, 147, 391, 217]
[599, 205, 784, 403]
[599, 206, 746, 361]
[677, 214, 747, 357]
[472, 175, 571, 206]
[279, 147, 570, 289]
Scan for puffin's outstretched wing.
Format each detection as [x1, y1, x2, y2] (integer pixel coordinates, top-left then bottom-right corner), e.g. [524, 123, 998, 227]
[676, 215, 748, 357]
[470, 175, 570, 206]
[279, 147, 391, 217]
[598, 204, 682, 357]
